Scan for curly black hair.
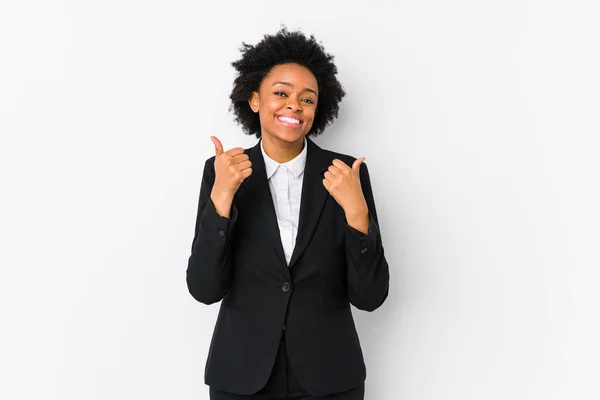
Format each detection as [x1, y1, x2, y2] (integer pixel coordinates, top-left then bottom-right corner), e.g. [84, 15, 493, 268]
[229, 26, 345, 138]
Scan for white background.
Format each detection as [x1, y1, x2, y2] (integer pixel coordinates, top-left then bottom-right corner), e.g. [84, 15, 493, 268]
[1, 1, 599, 399]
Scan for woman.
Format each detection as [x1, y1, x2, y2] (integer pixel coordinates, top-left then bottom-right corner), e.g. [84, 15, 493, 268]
[187, 27, 390, 399]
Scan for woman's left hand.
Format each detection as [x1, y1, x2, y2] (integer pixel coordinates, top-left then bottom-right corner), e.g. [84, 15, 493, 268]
[322, 158, 369, 217]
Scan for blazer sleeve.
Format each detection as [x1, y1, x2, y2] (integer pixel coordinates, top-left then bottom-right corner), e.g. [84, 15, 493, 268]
[186, 157, 238, 305]
[344, 162, 390, 312]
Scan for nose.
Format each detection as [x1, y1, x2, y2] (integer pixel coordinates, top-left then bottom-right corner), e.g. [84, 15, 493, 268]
[285, 96, 302, 112]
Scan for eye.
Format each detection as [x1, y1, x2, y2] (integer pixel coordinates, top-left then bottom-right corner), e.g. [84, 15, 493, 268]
[274, 91, 287, 97]
[302, 98, 315, 104]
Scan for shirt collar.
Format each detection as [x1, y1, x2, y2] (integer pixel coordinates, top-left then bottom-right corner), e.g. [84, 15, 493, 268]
[260, 136, 308, 179]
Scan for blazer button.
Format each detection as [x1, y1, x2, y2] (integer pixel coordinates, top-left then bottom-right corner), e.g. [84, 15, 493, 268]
[218, 229, 225, 237]
[282, 282, 291, 292]
[360, 247, 368, 254]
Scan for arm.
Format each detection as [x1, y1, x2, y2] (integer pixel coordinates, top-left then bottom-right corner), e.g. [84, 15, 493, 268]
[344, 163, 390, 311]
[186, 157, 238, 305]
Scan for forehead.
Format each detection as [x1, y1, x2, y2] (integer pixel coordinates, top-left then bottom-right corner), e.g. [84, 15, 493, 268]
[261, 63, 318, 93]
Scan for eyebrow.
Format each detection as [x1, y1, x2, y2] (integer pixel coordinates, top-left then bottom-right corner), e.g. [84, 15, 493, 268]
[271, 81, 318, 95]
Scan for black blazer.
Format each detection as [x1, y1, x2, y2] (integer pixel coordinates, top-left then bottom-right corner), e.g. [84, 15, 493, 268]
[186, 137, 390, 396]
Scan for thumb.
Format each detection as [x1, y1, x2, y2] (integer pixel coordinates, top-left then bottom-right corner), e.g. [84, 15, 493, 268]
[210, 136, 223, 156]
[352, 157, 366, 175]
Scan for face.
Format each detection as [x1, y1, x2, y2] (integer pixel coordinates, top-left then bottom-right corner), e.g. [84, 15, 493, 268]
[249, 63, 318, 144]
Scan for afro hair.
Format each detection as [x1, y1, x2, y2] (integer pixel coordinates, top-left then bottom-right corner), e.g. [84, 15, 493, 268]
[229, 26, 345, 138]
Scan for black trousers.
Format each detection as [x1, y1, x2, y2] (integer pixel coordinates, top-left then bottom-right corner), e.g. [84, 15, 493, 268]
[209, 330, 365, 400]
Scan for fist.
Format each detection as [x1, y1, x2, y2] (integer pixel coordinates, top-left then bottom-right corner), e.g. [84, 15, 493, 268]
[210, 136, 252, 196]
[322, 157, 368, 215]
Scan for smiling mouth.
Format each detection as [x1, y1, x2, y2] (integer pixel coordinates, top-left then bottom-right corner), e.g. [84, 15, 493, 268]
[277, 115, 302, 125]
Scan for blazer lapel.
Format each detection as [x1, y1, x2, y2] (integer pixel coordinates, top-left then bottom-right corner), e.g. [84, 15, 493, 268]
[288, 138, 330, 269]
[242, 141, 289, 276]
[240, 138, 330, 273]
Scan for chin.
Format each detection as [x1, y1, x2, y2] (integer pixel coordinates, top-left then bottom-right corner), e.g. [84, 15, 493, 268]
[273, 130, 306, 143]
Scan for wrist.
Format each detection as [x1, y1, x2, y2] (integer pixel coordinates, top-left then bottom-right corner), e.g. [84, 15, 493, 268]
[211, 184, 235, 201]
[210, 188, 234, 218]
[344, 207, 369, 235]
[344, 203, 368, 220]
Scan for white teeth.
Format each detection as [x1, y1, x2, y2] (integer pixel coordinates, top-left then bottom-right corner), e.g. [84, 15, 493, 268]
[279, 116, 300, 124]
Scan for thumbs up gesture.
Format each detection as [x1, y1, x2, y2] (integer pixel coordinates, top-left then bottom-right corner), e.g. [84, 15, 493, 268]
[210, 136, 252, 197]
[322, 158, 369, 217]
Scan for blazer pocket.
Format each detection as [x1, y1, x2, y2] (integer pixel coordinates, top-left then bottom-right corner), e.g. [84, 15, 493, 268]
[222, 302, 244, 311]
[324, 304, 349, 314]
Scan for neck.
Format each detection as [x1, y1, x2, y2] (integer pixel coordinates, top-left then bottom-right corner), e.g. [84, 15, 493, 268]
[261, 134, 305, 163]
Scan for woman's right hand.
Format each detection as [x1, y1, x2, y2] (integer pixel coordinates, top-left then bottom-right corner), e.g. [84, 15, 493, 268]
[209, 136, 252, 217]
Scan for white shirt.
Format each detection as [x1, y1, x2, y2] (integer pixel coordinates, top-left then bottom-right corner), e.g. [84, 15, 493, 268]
[260, 137, 308, 266]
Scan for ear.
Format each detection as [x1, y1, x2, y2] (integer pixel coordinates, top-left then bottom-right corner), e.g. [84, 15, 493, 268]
[248, 91, 259, 113]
